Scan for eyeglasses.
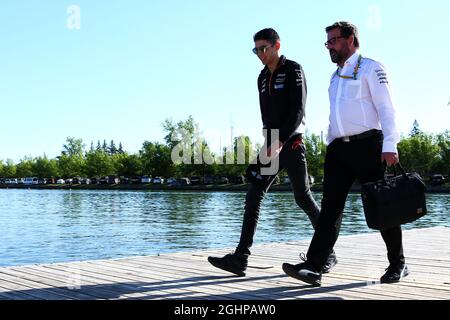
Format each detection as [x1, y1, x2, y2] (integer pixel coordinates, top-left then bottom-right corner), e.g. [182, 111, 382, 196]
[252, 44, 274, 55]
[324, 36, 346, 48]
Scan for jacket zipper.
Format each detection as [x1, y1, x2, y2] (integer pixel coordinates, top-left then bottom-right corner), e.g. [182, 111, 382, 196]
[269, 73, 274, 95]
[268, 64, 283, 96]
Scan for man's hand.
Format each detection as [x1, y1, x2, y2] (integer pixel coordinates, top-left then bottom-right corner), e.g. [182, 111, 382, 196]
[266, 140, 284, 159]
[381, 152, 399, 166]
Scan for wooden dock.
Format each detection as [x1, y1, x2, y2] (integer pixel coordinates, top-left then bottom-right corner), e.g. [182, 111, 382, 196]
[0, 227, 449, 300]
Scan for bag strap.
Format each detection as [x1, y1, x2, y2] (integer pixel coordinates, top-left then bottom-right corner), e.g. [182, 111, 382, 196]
[392, 162, 408, 178]
[383, 161, 408, 183]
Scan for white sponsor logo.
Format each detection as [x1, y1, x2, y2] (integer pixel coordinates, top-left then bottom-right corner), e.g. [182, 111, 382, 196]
[67, 5, 81, 30]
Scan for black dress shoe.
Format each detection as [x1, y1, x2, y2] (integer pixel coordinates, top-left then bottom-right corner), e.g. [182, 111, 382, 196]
[282, 261, 322, 287]
[208, 253, 248, 277]
[322, 252, 338, 274]
[380, 263, 409, 283]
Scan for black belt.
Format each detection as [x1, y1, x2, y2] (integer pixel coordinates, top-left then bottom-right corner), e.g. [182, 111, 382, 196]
[338, 129, 381, 142]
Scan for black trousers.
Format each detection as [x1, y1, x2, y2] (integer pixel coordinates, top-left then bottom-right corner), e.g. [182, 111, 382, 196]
[236, 135, 320, 256]
[306, 131, 405, 270]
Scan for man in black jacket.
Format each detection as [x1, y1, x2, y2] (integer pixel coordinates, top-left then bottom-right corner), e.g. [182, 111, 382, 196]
[208, 28, 337, 276]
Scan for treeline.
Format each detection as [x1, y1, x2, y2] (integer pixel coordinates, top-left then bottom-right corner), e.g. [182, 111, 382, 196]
[0, 117, 448, 181]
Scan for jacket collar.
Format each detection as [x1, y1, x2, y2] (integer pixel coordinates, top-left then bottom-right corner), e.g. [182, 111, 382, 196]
[264, 55, 286, 75]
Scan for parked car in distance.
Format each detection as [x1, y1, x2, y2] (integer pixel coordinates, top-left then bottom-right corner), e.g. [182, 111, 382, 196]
[90, 177, 99, 184]
[72, 177, 82, 184]
[38, 178, 47, 185]
[5, 178, 18, 184]
[141, 176, 152, 184]
[167, 177, 177, 186]
[82, 178, 91, 184]
[130, 176, 142, 184]
[430, 174, 446, 186]
[56, 179, 65, 184]
[190, 176, 202, 185]
[65, 178, 73, 184]
[24, 177, 39, 185]
[216, 176, 229, 184]
[17, 178, 25, 185]
[231, 175, 245, 184]
[107, 176, 120, 184]
[179, 177, 191, 186]
[152, 177, 164, 184]
[203, 175, 214, 185]
[119, 177, 129, 184]
[99, 177, 108, 184]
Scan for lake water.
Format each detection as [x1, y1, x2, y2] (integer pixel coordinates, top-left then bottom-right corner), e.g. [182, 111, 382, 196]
[0, 189, 448, 266]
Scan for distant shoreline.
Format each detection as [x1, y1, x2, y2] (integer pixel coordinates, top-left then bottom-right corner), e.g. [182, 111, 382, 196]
[1, 183, 449, 193]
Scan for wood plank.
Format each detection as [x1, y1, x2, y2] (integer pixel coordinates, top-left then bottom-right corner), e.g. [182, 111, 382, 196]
[8, 265, 142, 300]
[42, 261, 238, 300]
[106, 254, 442, 300]
[0, 227, 449, 300]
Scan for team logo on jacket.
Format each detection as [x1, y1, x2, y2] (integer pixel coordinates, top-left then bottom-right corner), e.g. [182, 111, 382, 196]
[261, 78, 267, 93]
[375, 69, 389, 84]
[275, 74, 285, 83]
[275, 74, 285, 89]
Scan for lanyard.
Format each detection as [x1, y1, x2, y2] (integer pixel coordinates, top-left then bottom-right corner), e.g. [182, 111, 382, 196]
[336, 55, 362, 80]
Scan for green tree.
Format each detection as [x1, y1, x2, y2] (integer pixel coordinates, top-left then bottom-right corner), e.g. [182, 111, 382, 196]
[102, 140, 108, 152]
[33, 155, 60, 178]
[58, 154, 86, 178]
[16, 157, 35, 177]
[409, 120, 422, 137]
[115, 153, 142, 177]
[1, 159, 16, 177]
[140, 141, 175, 177]
[219, 135, 255, 178]
[109, 140, 118, 155]
[85, 149, 114, 177]
[0, 160, 3, 178]
[398, 133, 440, 176]
[163, 115, 196, 149]
[304, 132, 326, 181]
[162, 115, 207, 177]
[58, 137, 86, 177]
[118, 142, 124, 154]
[431, 131, 450, 175]
[63, 137, 85, 157]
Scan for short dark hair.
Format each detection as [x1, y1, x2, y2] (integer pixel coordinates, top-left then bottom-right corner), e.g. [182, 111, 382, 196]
[325, 21, 360, 48]
[253, 28, 280, 45]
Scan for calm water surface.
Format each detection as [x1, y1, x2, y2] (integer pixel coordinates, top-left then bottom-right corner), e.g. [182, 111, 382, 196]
[0, 189, 448, 266]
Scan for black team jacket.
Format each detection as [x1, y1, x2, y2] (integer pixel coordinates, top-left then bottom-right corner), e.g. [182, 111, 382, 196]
[257, 55, 307, 146]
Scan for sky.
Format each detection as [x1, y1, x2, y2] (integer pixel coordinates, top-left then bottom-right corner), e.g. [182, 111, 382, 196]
[1, 0, 449, 162]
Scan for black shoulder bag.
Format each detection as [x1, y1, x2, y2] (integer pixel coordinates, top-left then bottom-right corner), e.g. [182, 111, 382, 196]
[361, 163, 427, 230]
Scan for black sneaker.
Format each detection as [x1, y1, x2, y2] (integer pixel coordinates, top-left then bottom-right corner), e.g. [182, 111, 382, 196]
[380, 263, 409, 283]
[322, 251, 338, 274]
[282, 260, 322, 287]
[208, 253, 248, 277]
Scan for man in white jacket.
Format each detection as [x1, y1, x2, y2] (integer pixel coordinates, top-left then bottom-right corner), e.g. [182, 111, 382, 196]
[283, 21, 408, 287]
